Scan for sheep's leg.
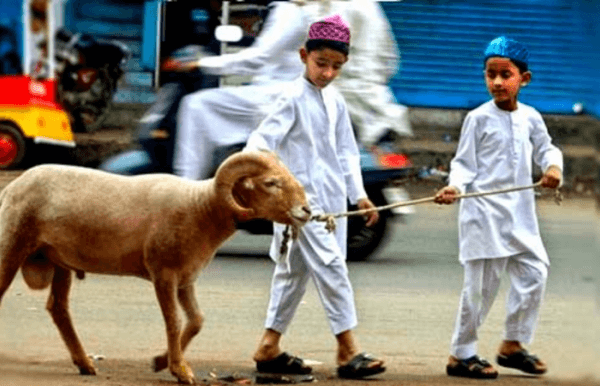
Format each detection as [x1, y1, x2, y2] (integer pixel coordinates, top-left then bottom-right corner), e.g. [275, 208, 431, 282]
[46, 266, 96, 375]
[0, 256, 21, 305]
[153, 284, 204, 373]
[0, 236, 36, 305]
[154, 275, 196, 384]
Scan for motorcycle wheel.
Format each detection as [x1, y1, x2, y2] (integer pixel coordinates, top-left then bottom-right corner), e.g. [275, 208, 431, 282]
[0, 124, 26, 169]
[346, 187, 391, 261]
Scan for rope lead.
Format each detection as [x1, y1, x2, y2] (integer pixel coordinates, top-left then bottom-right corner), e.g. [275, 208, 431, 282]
[312, 181, 562, 233]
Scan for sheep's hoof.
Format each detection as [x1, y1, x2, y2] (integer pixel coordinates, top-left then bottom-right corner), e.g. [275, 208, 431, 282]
[75, 357, 96, 376]
[78, 365, 97, 376]
[152, 354, 168, 372]
[170, 361, 195, 385]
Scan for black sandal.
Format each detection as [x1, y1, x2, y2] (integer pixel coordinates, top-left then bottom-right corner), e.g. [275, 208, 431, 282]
[446, 355, 499, 379]
[337, 352, 386, 379]
[497, 350, 547, 374]
[255, 352, 312, 374]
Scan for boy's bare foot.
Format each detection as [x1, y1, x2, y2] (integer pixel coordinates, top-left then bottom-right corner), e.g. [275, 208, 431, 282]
[253, 347, 282, 363]
[497, 341, 547, 374]
[253, 329, 283, 362]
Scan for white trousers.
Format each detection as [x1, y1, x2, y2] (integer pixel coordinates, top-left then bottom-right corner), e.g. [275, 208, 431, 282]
[173, 84, 283, 180]
[265, 229, 357, 336]
[450, 252, 548, 359]
[336, 80, 413, 146]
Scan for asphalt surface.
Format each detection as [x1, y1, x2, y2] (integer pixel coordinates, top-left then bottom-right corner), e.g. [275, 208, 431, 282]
[0, 175, 597, 386]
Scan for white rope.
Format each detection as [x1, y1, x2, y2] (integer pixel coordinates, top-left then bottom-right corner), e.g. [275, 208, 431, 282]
[311, 181, 563, 232]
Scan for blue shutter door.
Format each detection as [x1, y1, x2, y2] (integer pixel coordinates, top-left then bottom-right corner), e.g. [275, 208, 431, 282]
[381, 0, 600, 116]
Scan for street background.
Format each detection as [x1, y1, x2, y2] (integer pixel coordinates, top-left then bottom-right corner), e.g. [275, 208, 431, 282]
[0, 186, 597, 385]
[0, 1, 598, 384]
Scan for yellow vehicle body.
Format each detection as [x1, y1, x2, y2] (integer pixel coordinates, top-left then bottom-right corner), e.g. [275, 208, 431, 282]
[0, 104, 75, 147]
[0, 76, 76, 168]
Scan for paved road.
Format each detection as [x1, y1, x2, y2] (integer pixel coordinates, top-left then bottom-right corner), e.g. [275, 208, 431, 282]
[0, 174, 597, 385]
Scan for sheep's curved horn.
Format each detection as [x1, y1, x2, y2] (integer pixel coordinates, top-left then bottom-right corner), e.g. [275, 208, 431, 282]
[214, 151, 274, 218]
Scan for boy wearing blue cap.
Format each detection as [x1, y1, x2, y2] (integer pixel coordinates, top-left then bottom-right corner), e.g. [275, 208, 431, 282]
[434, 36, 563, 379]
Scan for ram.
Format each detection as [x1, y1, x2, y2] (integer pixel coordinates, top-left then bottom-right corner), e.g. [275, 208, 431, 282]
[0, 151, 310, 384]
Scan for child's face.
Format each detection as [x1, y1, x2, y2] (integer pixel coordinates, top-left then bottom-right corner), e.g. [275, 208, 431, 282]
[300, 47, 347, 89]
[484, 57, 531, 111]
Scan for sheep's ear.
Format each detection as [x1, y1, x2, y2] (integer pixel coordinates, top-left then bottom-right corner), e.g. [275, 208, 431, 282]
[230, 176, 255, 219]
[242, 177, 255, 190]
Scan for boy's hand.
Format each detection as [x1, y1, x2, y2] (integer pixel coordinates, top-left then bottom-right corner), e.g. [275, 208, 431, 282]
[541, 165, 562, 189]
[434, 186, 460, 205]
[357, 198, 379, 227]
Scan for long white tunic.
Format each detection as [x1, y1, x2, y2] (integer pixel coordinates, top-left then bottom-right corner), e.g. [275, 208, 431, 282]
[199, 1, 308, 85]
[245, 76, 367, 264]
[173, 2, 309, 180]
[448, 101, 563, 264]
[200, 0, 411, 142]
[322, 0, 413, 144]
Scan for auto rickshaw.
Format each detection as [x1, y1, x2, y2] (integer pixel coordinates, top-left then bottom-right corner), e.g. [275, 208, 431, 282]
[0, 0, 75, 169]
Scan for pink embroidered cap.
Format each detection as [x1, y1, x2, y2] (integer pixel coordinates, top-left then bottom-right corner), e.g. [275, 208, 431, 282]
[308, 14, 350, 44]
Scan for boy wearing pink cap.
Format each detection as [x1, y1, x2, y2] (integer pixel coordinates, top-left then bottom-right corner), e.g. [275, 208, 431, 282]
[244, 15, 386, 380]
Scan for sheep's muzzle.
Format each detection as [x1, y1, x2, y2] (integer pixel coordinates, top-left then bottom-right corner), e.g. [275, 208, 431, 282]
[290, 205, 311, 227]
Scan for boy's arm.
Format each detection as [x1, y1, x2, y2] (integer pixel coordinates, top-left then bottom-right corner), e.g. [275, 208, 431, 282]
[447, 113, 479, 194]
[244, 97, 295, 153]
[334, 99, 379, 225]
[198, 3, 305, 77]
[334, 101, 367, 204]
[435, 114, 479, 204]
[530, 113, 563, 187]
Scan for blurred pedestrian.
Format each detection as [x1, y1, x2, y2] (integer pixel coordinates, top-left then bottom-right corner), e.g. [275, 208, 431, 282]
[174, 0, 411, 181]
[100, 2, 221, 175]
[173, 0, 312, 180]
[244, 14, 386, 380]
[323, 0, 413, 146]
[434, 36, 563, 379]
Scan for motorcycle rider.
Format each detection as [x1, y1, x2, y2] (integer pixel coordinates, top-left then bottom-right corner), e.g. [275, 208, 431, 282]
[173, 0, 310, 180]
[173, 0, 412, 181]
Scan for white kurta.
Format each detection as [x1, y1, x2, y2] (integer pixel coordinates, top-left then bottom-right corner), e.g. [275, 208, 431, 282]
[245, 76, 367, 334]
[448, 100, 563, 264]
[199, 1, 308, 85]
[321, 0, 413, 144]
[173, 2, 309, 180]
[245, 76, 367, 264]
[175, 1, 411, 180]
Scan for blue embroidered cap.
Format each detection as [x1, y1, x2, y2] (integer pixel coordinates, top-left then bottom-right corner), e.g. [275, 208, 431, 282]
[484, 36, 530, 71]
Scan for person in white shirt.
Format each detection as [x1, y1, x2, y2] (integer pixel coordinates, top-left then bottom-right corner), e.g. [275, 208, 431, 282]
[173, 1, 311, 180]
[244, 14, 386, 380]
[173, 0, 411, 181]
[434, 36, 563, 379]
[323, 0, 413, 146]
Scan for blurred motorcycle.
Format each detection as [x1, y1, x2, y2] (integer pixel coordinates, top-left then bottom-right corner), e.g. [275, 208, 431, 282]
[52, 29, 130, 132]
